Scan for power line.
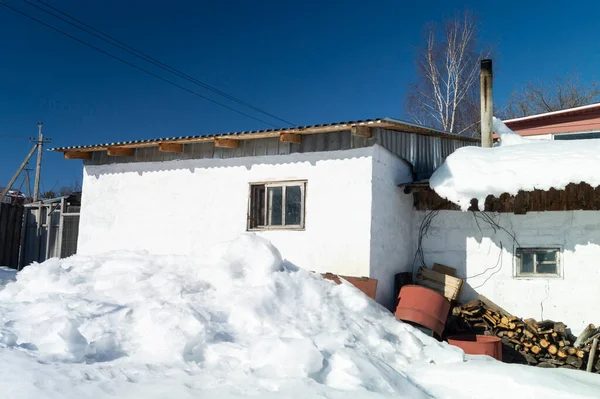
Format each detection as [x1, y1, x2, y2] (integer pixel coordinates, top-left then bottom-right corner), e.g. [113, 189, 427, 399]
[0, 2, 280, 128]
[26, 0, 295, 127]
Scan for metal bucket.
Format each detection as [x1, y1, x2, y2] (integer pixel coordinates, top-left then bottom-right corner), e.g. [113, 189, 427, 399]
[395, 285, 451, 337]
[447, 334, 503, 361]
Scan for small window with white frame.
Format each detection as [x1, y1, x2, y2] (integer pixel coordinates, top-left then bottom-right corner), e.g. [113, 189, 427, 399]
[248, 181, 306, 230]
[515, 248, 561, 278]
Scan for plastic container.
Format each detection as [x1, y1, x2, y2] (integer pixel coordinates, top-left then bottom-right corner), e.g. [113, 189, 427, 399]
[447, 334, 503, 361]
[395, 285, 451, 337]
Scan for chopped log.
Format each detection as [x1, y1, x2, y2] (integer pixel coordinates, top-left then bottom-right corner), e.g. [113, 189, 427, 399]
[501, 316, 510, 325]
[557, 349, 568, 359]
[577, 350, 586, 359]
[524, 318, 539, 333]
[567, 347, 577, 356]
[536, 320, 556, 330]
[510, 338, 522, 346]
[574, 324, 596, 348]
[566, 355, 583, 369]
[523, 346, 530, 353]
[508, 322, 517, 330]
[586, 337, 599, 373]
[553, 322, 567, 336]
[478, 295, 513, 317]
[483, 314, 498, 326]
[538, 329, 553, 335]
[582, 330, 600, 347]
[548, 345, 558, 356]
[523, 353, 538, 364]
[536, 362, 557, 368]
[540, 339, 550, 349]
[523, 330, 534, 339]
[523, 341, 533, 348]
[506, 331, 515, 338]
[531, 345, 542, 355]
[560, 365, 577, 370]
[544, 358, 566, 366]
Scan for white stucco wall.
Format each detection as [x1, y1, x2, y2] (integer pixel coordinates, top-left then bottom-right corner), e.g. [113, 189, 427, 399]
[79, 147, 375, 278]
[369, 145, 414, 309]
[414, 210, 600, 334]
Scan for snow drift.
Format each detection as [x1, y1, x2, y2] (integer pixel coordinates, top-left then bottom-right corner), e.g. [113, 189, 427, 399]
[1, 235, 599, 398]
[430, 117, 600, 210]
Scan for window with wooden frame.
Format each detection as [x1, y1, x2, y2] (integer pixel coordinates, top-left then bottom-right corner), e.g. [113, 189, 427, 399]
[515, 248, 561, 278]
[248, 181, 306, 230]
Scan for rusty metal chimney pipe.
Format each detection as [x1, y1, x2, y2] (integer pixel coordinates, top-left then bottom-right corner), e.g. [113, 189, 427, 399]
[480, 59, 493, 148]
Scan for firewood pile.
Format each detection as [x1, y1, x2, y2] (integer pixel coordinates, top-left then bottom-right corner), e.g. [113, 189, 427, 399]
[450, 299, 600, 372]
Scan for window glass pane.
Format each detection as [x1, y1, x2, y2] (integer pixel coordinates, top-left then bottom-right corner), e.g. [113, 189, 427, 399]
[520, 251, 534, 274]
[285, 186, 302, 226]
[267, 187, 283, 226]
[536, 250, 556, 263]
[537, 262, 557, 274]
[250, 185, 265, 228]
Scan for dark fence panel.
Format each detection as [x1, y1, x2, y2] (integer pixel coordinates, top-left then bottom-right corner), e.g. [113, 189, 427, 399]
[0, 203, 24, 267]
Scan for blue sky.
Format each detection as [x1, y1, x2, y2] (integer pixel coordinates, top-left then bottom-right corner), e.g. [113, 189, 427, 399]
[1, 0, 599, 191]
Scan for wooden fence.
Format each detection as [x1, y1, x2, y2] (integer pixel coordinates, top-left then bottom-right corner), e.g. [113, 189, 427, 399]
[0, 202, 24, 267]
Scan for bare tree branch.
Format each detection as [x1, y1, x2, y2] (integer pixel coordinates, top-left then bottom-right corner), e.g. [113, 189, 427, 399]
[500, 73, 600, 119]
[405, 10, 488, 136]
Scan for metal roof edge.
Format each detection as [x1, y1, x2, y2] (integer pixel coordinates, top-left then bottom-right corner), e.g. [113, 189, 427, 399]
[49, 117, 478, 152]
[504, 102, 600, 124]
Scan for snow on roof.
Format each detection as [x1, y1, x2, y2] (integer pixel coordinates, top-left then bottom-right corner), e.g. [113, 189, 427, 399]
[430, 117, 600, 210]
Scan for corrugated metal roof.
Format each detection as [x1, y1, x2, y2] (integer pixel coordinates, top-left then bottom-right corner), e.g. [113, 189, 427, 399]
[50, 117, 478, 152]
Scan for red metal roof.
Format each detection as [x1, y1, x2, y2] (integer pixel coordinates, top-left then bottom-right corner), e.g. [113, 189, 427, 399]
[504, 103, 600, 137]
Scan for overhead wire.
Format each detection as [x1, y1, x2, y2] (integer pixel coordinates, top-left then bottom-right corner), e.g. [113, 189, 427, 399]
[0, 2, 280, 128]
[25, 0, 296, 127]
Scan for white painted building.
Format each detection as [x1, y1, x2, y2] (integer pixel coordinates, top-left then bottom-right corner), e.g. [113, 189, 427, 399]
[413, 209, 600, 335]
[53, 119, 476, 310]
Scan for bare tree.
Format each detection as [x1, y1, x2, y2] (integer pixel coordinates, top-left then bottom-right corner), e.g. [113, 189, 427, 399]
[500, 74, 600, 119]
[406, 10, 489, 136]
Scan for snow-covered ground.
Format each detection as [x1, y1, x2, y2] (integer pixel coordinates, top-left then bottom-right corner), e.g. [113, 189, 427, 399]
[430, 117, 600, 210]
[1, 235, 600, 398]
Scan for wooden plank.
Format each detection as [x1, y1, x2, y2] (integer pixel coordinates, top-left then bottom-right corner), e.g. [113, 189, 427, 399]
[351, 125, 372, 138]
[587, 337, 599, 372]
[158, 143, 183, 153]
[107, 147, 134, 157]
[279, 133, 302, 144]
[432, 263, 456, 277]
[64, 151, 92, 160]
[416, 267, 463, 301]
[214, 138, 239, 149]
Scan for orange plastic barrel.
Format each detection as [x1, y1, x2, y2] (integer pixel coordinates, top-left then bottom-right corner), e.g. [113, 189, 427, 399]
[447, 335, 503, 361]
[395, 285, 451, 337]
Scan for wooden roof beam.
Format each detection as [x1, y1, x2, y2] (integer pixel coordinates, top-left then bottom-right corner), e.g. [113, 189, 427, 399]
[214, 138, 239, 149]
[279, 133, 302, 144]
[64, 151, 92, 160]
[107, 147, 134, 157]
[351, 125, 372, 138]
[158, 142, 183, 153]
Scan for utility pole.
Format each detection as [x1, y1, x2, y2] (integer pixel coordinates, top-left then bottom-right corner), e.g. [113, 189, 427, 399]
[31, 122, 51, 202]
[0, 123, 51, 204]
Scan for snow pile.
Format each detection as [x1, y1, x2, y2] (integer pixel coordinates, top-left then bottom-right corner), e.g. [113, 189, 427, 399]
[1, 235, 600, 398]
[0, 267, 16, 290]
[430, 117, 600, 210]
